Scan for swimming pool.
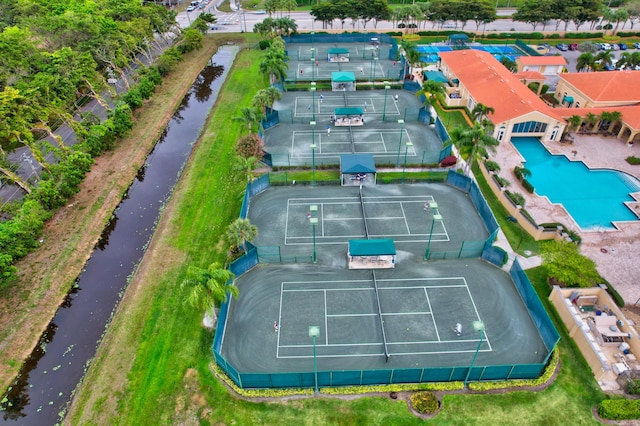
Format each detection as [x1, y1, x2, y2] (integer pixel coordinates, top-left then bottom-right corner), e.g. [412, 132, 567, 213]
[511, 137, 640, 230]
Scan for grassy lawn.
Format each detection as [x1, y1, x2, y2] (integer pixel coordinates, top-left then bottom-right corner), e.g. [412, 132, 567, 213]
[69, 37, 607, 425]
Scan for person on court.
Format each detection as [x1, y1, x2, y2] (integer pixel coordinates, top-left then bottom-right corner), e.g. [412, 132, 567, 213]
[274, 321, 279, 332]
[454, 323, 462, 336]
[327, 125, 331, 136]
[319, 94, 324, 103]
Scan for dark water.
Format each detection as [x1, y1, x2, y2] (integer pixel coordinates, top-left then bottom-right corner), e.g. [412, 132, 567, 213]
[0, 45, 238, 425]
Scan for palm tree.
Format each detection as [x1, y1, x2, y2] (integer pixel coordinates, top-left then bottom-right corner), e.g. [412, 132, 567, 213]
[180, 263, 237, 329]
[225, 218, 258, 254]
[416, 80, 445, 110]
[608, 111, 622, 133]
[452, 123, 500, 174]
[234, 107, 260, 133]
[584, 112, 598, 131]
[264, 86, 283, 113]
[252, 90, 270, 116]
[471, 103, 495, 123]
[595, 51, 614, 71]
[234, 156, 260, 182]
[567, 115, 582, 133]
[576, 53, 595, 72]
[598, 111, 612, 132]
[398, 40, 420, 79]
[259, 46, 289, 84]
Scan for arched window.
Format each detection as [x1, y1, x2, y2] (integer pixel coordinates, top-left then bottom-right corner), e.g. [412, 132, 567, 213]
[497, 126, 506, 142]
[550, 126, 559, 141]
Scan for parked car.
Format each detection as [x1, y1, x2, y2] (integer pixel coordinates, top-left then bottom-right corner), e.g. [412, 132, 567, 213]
[187, 5, 196, 11]
[612, 43, 620, 50]
[619, 43, 628, 50]
[556, 43, 569, 51]
[569, 43, 579, 51]
[634, 42, 640, 49]
[599, 43, 612, 51]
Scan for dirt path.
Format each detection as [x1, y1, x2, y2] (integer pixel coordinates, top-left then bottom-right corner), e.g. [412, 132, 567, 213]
[0, 37, 232, 392]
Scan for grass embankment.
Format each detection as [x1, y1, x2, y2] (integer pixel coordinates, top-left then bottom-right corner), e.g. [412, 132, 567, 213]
[70, 38, 604, 425]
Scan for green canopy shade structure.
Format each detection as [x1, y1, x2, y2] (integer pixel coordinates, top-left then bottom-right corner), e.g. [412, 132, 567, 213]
[335, 107, 363, 116]
[563, 95, 574, 104]
[449, 34, 469, 48]
[340, 154, 376, 186]
[423, 71, 449, 83]
[348, 239, 396, 269]
[331, 71, 356, 91]
[328, 48, 350, 63]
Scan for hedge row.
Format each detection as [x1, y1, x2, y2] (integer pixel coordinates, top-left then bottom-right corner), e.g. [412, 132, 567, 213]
[598, 399, 640, 420]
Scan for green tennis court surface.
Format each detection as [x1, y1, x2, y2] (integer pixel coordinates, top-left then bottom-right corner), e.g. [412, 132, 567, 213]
[221, 260, 548, 373]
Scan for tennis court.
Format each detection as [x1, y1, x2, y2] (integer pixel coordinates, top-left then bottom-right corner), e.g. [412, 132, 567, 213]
[417, 44, 527, 63]
[221, 259, 549, 373]
[285, 42, 399, 82]
[248, 185, 488, 258]
[266, 91, 443, 166]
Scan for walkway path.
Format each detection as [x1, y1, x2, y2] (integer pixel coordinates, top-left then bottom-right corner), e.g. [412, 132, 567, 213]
[494, 133, 640, 304]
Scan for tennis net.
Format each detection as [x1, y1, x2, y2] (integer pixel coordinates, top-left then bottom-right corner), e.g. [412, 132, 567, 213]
[348, 124, 355, 153]
[372, 270, 390, 362]
[359, 186, 369, 239]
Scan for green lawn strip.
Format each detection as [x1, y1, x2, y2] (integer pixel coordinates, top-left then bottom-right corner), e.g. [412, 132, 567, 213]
[116, 48, 263, 421]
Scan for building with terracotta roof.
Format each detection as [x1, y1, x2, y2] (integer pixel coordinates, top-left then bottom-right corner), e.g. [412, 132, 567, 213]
[555, 71, 640, 143]
[516, 55, 568, 76]
[437, 50, 567, 144]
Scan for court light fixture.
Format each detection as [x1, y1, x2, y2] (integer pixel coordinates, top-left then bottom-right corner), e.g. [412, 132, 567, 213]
[310, 205, 318, 263]
[382, 82, 391, 122]
[464, 321, 485, 386]
[310, 123, 316, 186]
[395, 119, 405, 167]
[402, 141, 414, 184]
[309, 326, 320, 394]
[424, 202, 441, 260]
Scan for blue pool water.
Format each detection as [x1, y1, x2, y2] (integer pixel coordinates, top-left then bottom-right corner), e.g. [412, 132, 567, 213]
[512, 137, 640, 230]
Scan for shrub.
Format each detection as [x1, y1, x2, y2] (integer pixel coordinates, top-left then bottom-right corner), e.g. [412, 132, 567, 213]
[626, 156, 640, 165]
[598, 399, 640, 420]
[485, 160, 500, 172]
[522, 179, 534, 193]
[236, 134, 264, 160]
[627, 379, 640, 395]
[494, 175, 510, 188]
[542, 240, 601, 288]
[514, 166, 531, 182]
[258, 39, 272, 50]
[410, 391, 439, 414]
[505, 190, 525, 207]
[440, 155, 457, 167]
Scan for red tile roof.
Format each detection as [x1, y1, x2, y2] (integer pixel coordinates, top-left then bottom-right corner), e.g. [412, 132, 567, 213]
[515, 71, 546, 81]
[439, 50, 564, 124]
[560, 71, 640, 103]
[518, 56, 567, 66]
[555, 106, 640, 129]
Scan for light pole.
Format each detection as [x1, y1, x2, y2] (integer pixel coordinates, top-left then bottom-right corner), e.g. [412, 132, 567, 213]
[310, 120, 316, 186]
[310, 204, 318, 263]
[382, 82, 390, 122]
[309, 326, 320, 393]
[424, 202, 442, 260]
[310, 48, 315, 80]
[310, 83, 316, 121]
[372, 57, 378, 82]
[464, 321, 485, 386]
[402, 141, 413, 183]
[395, 119, 405, 167]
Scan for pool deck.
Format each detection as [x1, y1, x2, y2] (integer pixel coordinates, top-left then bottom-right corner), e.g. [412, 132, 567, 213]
[493, 133, 640, 304]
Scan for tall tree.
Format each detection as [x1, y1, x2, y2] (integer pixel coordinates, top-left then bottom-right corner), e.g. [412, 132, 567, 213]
[452, 123, 500, 173]
[180, 263, 237, 328]
[576, 53, 596, 72]
[416, 80, 445, 110]
[234, 107, 260, 133]
[225, 218, 258, 254]
[471, 103, 495, 123]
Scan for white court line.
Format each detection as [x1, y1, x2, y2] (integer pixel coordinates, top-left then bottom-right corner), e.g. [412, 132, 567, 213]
[324, 289, 328, 345]
[277, 282, 285, 357]
[423, 287, 440, 342]
[327, 313, 378, 317]
[277, 279, 492, 358]
[399, 202, 411, 234]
